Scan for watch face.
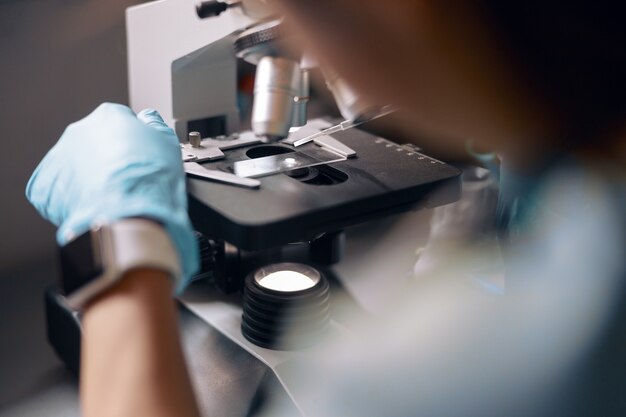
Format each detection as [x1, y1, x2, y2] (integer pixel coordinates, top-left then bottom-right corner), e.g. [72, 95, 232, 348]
[59, 231, 104, 295]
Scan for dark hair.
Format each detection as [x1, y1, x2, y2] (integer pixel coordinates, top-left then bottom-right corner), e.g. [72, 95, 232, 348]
[480, 2, 626, 143]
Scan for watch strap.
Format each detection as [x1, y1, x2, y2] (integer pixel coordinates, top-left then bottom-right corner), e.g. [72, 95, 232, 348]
[64, 219, 181, 309]
[108, 219, 181, 279]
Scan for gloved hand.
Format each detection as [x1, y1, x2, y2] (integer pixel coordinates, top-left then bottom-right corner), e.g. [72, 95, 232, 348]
[26, 103, 198, 291]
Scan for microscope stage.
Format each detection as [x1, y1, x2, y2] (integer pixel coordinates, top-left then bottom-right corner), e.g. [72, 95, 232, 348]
[187, 127, 461, 250]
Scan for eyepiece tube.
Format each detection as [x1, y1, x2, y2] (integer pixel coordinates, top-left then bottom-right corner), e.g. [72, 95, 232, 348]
[322, 66, 380, 122]
[252, 57, 302, 140]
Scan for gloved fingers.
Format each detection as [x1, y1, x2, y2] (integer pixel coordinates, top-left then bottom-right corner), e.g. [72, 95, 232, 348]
[94, 102, 136, 116]
[65, 103, 137, 141]
[25, 161, 49, 217]
[87, 103, 136, 125]
[137, 108, 176, 135]
[25, 151, 66, 227]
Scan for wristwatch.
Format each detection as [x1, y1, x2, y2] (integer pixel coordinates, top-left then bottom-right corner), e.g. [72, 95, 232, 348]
[59, 218, 181, 310]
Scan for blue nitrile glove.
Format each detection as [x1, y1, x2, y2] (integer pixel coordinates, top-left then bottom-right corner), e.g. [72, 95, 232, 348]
[26, 103, 198, 292]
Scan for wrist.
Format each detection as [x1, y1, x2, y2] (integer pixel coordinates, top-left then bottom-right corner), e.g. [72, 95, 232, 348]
[84, 268, 173, 317]
[59, 218, 182, 309]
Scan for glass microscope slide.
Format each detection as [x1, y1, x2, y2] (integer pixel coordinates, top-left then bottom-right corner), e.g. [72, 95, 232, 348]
[232, 147, 347, 178]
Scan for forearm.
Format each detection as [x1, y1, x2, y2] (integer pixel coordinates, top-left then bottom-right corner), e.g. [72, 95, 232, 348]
[81, 269, 200, 417]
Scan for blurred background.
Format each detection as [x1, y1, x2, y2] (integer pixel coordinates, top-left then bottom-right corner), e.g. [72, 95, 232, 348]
[0, 0, 146, 413]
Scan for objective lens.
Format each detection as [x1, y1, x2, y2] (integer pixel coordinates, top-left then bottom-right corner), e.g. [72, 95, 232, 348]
[251, 56, 301, 140]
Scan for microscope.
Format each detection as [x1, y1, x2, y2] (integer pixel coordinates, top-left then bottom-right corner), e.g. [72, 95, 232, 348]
[124, 0, 460, 281]
[45, 0, 462, 414]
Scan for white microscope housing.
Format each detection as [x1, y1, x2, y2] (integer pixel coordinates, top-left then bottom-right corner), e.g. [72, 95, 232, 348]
[126, 0, 375, 142]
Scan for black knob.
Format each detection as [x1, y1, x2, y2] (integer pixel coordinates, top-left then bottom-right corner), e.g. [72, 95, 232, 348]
[196, 1, 229, 19]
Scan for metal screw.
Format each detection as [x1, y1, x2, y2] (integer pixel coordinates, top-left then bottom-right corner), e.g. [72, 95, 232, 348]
[189, 131, 202, 148]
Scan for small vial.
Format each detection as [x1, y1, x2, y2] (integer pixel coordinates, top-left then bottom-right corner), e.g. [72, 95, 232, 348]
[189, 131, 202, 148]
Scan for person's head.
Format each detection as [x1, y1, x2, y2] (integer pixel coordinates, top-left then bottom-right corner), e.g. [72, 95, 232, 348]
[277, 1, 626, 165]
[480, 2, 626, 155]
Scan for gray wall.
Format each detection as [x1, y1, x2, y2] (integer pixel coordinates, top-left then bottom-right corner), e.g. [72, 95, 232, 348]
[0, 0, 146, 274]
[0, 0, 148, 409]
